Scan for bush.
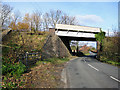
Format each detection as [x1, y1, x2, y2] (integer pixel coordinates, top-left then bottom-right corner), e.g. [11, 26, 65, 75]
[100, 32, 120, 65]
[2, 57, 26, 77]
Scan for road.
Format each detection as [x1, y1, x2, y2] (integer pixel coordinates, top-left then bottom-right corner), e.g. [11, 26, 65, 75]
[65, 55, 120, 88]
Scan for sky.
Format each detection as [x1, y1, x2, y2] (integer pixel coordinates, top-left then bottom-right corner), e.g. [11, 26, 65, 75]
[2, 2, 118, 48]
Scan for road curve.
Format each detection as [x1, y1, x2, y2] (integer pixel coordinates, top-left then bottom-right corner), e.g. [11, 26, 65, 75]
[66, 56, 120, 88]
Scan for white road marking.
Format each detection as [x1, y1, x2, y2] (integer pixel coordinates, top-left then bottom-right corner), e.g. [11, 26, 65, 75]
[84, 60, 86, 63]
[88, 64, 99, 71]
[110, 76, 120, 83]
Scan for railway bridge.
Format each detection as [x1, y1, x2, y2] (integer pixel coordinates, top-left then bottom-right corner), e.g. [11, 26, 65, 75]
[49, 24, 102, 57]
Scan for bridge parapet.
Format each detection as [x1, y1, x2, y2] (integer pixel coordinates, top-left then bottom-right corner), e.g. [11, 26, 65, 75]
[55, 31, 95, 38]
[53, 24, 101, 38]
[55, 24, 101, 33]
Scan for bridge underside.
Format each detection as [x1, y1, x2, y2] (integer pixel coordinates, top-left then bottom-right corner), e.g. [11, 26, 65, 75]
[59, 36, 97, 54]
[59, 36, 96, 41]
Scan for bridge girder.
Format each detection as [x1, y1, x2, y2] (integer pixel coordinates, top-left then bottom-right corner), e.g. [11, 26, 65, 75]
[59, 36, 96, 41]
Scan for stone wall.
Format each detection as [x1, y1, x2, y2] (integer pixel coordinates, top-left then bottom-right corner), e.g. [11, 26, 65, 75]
[41, 33, 71, 60]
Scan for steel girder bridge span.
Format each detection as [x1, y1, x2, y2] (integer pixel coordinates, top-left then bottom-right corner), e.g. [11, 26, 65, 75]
[49, 24, 101, 55]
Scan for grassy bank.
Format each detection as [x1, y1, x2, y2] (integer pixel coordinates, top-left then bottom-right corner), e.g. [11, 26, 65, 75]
[100, 56, 120, 66]
[2, 30, 72, 88]
[23, 57, 70, 88]
[99, 36, 120, 66]
[2, 31, 49, 88]
[2, 57, 70, 88]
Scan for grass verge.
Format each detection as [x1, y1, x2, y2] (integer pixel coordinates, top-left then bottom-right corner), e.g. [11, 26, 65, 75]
[2, 57, 71, 88]
[20, 57, 70, 88]
[100, 56, 120, 66]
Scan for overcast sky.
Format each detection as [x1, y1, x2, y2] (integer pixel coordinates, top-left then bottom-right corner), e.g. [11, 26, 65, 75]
[3, 2, 118, 48]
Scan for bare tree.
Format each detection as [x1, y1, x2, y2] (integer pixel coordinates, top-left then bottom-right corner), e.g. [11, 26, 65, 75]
[32, 10, 42, 32]
[1, 4, 13, 30]
[69, 16, 77, 25]
[61, 13, 77, 25]
[0, 2, 2, 30]
[9, 11, 21, 30]
[13, 10, 21, 23]
[43, 10, 77, 29]
[49, 10, 63, 28]
[43, 12, 50, 31]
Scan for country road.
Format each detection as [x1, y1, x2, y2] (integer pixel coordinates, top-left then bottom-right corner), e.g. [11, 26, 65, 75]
[65, 56, 120, 88]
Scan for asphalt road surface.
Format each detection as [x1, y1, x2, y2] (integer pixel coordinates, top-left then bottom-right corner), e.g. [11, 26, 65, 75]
[66, 55, 120, 88]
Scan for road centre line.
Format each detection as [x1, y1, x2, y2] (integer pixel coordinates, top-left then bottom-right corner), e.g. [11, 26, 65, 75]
[110, 76, 120, 83]
[87, 63, 120, 83]
[84, 59, 86, 63]
[88, 64, 99, 71]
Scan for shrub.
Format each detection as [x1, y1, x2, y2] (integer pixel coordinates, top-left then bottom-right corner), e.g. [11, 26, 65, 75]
[2, 57, 26, 77]
[100, 31, 120, 65]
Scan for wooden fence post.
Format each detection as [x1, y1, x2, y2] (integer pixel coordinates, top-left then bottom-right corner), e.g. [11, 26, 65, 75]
[26, 52, 28, 67]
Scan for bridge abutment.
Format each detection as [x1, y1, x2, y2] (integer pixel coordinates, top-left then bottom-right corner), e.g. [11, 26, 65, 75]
[49, 28, 72, 54]
[59, 37, 72, 54]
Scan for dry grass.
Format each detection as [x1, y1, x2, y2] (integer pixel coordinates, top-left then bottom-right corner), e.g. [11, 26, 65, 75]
[21, 62, 65, 88]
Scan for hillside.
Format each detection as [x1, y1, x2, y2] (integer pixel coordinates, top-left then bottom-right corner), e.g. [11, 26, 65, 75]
[2, 31, 48, 66]
[2, 30, 73, 88]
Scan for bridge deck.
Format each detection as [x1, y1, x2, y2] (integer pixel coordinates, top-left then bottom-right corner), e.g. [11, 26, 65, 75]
[54, 24, 101, 38]
[55, 24, 101, 33]
[55, 31, 95, 38]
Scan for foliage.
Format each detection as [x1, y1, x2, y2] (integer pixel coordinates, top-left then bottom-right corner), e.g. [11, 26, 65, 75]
[91, 47, 95, 50]
[23, 13, 31, 23]
[2, 56, 26, 88]
[2, 57, 26, 87]
[9, 21, 17, 30]
[100, 56, 120, 66]
[7, 7, 77, 31]
[2, 47, 10, 55]
[100, 32, 120, 65]
[71, 46, 76, 50]
[84, 53, 90, 56]
[17, 22, 30, 31]
[2, 31, 49, 88]
[95, 29, 105, 43]
[2, 57, 26, 77]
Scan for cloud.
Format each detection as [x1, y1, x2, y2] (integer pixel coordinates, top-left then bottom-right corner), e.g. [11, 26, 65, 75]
[76, 15, 104, 26]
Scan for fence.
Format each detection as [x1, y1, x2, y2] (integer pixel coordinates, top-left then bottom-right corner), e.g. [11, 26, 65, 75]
[18, 33, 51, 67]
[19, 52, 42, 67]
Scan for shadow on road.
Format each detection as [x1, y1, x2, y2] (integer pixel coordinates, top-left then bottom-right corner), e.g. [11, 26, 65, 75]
[84, 55, 97, 58]
[72, 51, 97, 59]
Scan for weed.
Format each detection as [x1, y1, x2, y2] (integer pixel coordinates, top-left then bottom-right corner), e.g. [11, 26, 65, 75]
[2, 57, 26, 77]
